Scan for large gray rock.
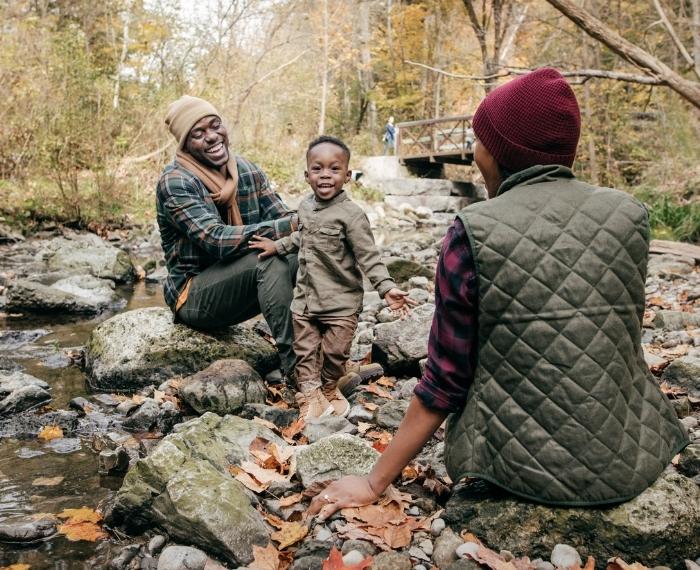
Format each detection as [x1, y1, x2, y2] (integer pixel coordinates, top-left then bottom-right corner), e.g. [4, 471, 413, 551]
[0, 515, 57, 543]
[372, 303, 434, 374]
[652, 310, 700, 331]
[444, 470, 700, 566]
[85, 308, 279, 392]
[38, 232, 134, 282]
[105, 413, 283, 566]
[647, 254, 695, 279]
[385, 259, 434, 283]
[180, 359, 266, 415]
[0, 371, 51, 416]
[6, 276, 124, 314]
[385, 195, 472, 213]
[293, 434, 379, 487]
[661, 353, 700, 397]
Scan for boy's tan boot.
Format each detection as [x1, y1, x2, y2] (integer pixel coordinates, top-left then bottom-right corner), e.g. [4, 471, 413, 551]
[337, 363, 385, 397]
[296, 388, 333, 422]
[321, 383, 350, 417]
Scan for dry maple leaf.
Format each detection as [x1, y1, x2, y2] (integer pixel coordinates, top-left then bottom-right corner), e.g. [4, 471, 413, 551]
[270, 521, 308, 549]
[278, 493, 303, 507]
[356, 422, 372, 435]
[363, 384, 393, 399]
[362, 402, 378, 411]
[57, 521, 108, 542]
[249, 543, 279, 570]
[323, 546, 372, 570]
[228, 465, 268, 493]
[37, 425, 63, 441]
[57, 507, 102, 524]
[376, 377, 395, 388]
[281, 418, 305, 443]
[0, 564, 32, 570]
[253, 416, 280, 432]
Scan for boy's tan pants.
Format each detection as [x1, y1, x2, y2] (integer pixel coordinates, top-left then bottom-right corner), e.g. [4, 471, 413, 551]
[292, 312, 358, 394]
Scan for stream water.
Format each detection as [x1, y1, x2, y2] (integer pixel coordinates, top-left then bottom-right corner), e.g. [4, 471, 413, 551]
[0, 282, 165, 568]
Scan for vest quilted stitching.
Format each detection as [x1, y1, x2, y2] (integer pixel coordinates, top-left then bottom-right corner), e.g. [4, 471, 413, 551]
[445, 165, 688, 506]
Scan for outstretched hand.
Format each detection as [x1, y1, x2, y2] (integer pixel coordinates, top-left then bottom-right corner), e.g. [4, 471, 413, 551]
[384, 288, 416, 317]
[249, 235, 277, 259]
[305, 475, 380, 522]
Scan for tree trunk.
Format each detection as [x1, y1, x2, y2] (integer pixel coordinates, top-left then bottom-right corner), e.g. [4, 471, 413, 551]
[544, 0, 700, 109]
[113, 0, 133, 110]
[318, 0, 329, 135]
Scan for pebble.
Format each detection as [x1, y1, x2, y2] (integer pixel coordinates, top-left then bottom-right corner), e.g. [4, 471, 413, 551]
[500, 550, 515, 562]
[419, 539, 434, 556]
[371, 551, 412, 570]
[341, 540, 377, 557]
[408, 546, 431, 562]
[408, 276, 430, 290]
[414, 566, 428, 570]
[533, 559, 555, 570]
[681, 416, 699, 430]
[109, 544, 140, 569]
[433, 528, 463, 568]
[148, 534, 166, 555]
[430, 517, 446, 537]
[342, 550, 366, 566]
[314, 526, 332, 542]
[408, 505, 420, 516]
[550, 544, 582, 569]
[456, 542, 480, 559]
[156, 545, 208, 570]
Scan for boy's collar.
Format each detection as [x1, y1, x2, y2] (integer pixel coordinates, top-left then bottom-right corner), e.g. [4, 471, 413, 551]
[313, 189, 348, 210]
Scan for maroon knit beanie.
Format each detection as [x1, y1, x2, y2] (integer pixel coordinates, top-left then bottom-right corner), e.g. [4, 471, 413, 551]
[472, 68, 581, 172]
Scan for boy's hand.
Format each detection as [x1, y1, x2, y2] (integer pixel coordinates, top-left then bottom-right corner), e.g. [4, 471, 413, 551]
[249, 235, 278, 259]
[384, 288, 416, 317]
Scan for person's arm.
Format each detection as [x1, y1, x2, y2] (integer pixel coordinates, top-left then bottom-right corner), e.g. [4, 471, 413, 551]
[159, 171, 295, 259]
[249, 231, 300, 259]
[307, 219, 479, 520]
[307, 396, 446, 520]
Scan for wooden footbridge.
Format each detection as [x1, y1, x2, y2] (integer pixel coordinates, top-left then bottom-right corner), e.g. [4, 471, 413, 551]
[396, 115, 475, 168]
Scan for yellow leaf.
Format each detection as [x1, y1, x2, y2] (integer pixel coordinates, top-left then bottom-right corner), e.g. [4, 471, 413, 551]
[271, 521, 308, 549]
[0, 564, 32, 570]
[249, 543, 279, 570]
[32, 476, 64, 486]
[57, 521, 108, 542]
[57, 507, 102, 524]
[37, 425, 63, 441]
[228, 465, 268, 493]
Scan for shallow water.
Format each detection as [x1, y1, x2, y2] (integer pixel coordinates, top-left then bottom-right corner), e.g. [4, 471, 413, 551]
[0, 282, 165, 568]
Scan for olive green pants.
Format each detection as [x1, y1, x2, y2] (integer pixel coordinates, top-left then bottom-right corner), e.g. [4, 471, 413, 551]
[177, 252, 298, 374]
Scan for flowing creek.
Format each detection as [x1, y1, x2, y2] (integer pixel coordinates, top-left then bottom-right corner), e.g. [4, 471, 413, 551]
[0, 282, 166, 568]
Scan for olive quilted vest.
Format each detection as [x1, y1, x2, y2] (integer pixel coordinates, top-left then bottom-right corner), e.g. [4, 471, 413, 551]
[445, 165, 688, 506]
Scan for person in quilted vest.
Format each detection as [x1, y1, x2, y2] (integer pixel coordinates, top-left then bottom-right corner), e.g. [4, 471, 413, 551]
[308, 68, 688, 518]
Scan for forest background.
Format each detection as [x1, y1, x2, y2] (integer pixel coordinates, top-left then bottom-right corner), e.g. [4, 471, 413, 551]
[1, 0, 699, 242]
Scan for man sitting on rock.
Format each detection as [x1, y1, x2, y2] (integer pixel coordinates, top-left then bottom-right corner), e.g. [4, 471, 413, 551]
[156, 96, 298, 378]
[309, 68, 688, 517]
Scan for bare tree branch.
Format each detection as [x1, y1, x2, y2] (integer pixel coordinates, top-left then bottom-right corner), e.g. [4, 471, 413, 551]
[403, 59, 664, 85]
[692, 0, 700, 78]
[652, 0, 696, 73]
[544, 0, 700, 109]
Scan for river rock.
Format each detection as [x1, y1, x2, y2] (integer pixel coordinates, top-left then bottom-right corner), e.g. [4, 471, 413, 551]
[179, 359, 266, 415]
[372, 303, 434, 374]
[105, 413, 282, 565]
[38, 232, 134, 282]
[385, 259, 433, 283]
[0, 515, 57, 543]
[661, 353, 700, 397]
[0, 371, 51, 416]
[293, 434, 380, 487]
[156, 545, 208, 570]
[371, 551, 412, 569]
[0, 409, 78, 438]
[302, 415, 356, 443]
[376, 399, 409, 429]
[444, 470, 700, 565]
[647, 254, 695, 279]
[677, 444, 700, 478]
[85, 307, 278, 391]
[652, 310, 700, 331]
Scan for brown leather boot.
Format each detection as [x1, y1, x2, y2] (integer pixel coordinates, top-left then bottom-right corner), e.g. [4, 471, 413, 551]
[295, 388, 333, 422]
[337, 363, 385, 396]
[321, 383, 350, 417]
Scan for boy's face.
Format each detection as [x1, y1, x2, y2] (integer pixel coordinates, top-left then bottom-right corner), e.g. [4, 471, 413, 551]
[305, 142, 351, 201]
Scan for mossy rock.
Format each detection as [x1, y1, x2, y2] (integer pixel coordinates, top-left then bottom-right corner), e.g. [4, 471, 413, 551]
[85, 307, 278, 392]
[386, 258, 433, 284]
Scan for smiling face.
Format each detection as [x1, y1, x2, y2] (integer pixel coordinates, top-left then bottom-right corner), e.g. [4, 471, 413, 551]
[305, 142, 351, 201]
[185, 115, 229, 169]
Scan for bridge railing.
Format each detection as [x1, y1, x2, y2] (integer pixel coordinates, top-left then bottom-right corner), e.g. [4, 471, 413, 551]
[396, 115, 474, 163]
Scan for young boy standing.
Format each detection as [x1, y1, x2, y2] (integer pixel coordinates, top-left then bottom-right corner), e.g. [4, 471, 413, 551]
[251, 136, 411, 421]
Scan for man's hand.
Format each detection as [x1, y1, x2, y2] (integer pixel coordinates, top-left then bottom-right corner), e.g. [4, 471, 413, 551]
[384, 288, 416, 317]
[249, 235, 278, 259]
[306, 475, 380, 522]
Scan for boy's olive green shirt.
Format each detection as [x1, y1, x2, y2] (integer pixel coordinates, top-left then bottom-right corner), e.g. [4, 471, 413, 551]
[275, 191, 396, 316]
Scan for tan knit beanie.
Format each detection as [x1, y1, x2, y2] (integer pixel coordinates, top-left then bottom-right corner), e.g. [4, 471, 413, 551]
[165, 95, 221, 149]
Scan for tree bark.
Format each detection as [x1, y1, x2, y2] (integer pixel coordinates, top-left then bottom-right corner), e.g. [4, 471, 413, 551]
[318, 0, 329, 135]
[544, 0, 700, 109]
[692, 0, 700, 79]
[113, 0, 133, 110]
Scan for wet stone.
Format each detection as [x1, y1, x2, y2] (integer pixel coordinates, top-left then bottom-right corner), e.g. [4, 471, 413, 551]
[239, 403, 299, 427]
[156, 545, 208, 570]
[0, 371, 52, 416]
[109, 544, 141, 569]
[0, 515, 57, 543]
[302, 415, 356, 443]
[99, 447, 131, 475]
[148, 534, 167, 555]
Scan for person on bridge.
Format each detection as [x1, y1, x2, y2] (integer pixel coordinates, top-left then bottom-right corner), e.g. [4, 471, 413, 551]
[155, 95, 299, 379]
[382, 116, 395, 155]
[308, 68, 688, 519]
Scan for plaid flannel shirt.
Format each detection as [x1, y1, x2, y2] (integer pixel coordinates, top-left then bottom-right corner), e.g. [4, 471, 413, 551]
[156, 156, 295, 311]
[414, 218, 479, 413]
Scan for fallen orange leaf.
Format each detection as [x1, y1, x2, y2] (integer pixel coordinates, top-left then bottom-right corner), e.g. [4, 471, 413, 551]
[37, 425, 63, 441]
[0, 564, 32, 570]
[271, 521, 308, 549]
[322, 546, 372, 570]
[57, 521, 108, 542]
[364, 384, 393, 399]
[249, 543, 279, 570]
[362, 402, 378, 411]
[278, 493, 303, 507]
[281, 418, 305, 442]
[228, 465, 268, 493]
[56, 507, 102, 524]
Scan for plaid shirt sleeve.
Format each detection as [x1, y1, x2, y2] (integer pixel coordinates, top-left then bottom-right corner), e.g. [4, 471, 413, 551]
[414, 218, 479, 413]
[159, 167, 294, 260]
